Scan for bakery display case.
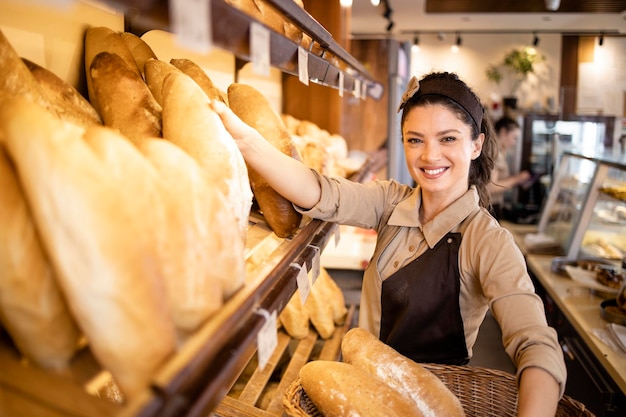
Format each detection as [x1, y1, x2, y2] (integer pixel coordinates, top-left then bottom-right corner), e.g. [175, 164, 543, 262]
[537, 150, 626, 261]
[0, 1, 379, 416]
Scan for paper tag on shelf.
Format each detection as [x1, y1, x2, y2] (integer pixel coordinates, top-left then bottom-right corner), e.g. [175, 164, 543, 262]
[338, 71, 344, 97]
[292, 263, 310, 304]
[298, 46, 309, 85]
[170, 0, 212, 53]
[308, 245, 321, 284]
[256, 308, 277, 371]
[250, 22, 270, 77]
[353, 78, 362, 99]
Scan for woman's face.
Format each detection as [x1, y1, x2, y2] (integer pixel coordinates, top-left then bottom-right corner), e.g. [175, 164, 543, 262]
[500, 127, 521, 150]
[402, 104, 484, 202]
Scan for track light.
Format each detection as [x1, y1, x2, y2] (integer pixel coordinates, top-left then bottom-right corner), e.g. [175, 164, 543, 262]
[370, 0, 381, 6]
[533, 32, 540, 46]
[411, 35, 420, 53]
[456, 34, 462, 47]
[598, 33, 604, 46]
[383, 7, 393, 19]
[386, 20, 395, 32]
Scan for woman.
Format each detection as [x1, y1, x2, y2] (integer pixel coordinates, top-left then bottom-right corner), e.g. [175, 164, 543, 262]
[211, 71, 565, 416]
[488, 116, 531, 219]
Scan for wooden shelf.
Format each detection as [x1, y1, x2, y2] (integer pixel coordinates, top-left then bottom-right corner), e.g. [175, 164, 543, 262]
[123, 0, 383, 100]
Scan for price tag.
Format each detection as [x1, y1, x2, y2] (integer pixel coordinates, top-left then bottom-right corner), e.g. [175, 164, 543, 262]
[250, 22, 271, 77]
[353, 78, 362, 99]
[292, 263, 310, 304]
[308, 245, 321, 284]
[334, 225, 341, 247]
[255, 308, 277, 370]
[361, 81, 368, 100]
[298, 46, 309, 85]
[338, 71, 344, 97]
[170, 0, 212, 53]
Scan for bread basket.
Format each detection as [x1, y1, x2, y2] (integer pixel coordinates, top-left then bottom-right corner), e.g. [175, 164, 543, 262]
[283, 363, 594, 417]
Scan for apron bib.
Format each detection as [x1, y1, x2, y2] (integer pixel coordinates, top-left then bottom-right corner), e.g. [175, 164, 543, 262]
[380, 232, 469, 365]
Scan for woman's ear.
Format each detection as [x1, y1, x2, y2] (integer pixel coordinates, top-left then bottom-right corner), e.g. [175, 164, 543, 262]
[471, 133, 485, 160]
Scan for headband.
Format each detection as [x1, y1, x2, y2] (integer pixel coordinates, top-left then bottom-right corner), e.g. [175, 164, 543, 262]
[397, 75, 484, 129]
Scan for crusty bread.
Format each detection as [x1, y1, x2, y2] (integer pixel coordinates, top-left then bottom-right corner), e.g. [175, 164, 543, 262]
[0, 97, 177, 399]
[161, 72, 252, 252]
[319, 267, 348, 326]
[22, 58, 102, 128]
[84, 26, 140, 115]
[0, 148, 81, 370]
[169, 58, 226, 103]
[136, 137, 245, 333]
[227, 83, 303, 238]
[144, 58, 181, 106]
[299, 360, 423, 417]
[89, 51, 162, 143]
[341, 328, 466, 417]
[278, 290, 309, 339]
[120, 32, 158, 78]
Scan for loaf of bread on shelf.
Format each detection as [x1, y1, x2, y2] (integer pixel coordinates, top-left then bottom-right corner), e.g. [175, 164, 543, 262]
[0, 97, 177, 400]
[170, 58, 226, 103]
[161, 71, 252, 270]
[341, 327, 466, 417]
[84, 26, 141, 115]
[278, 290, 310, 339]
[144, 58, 182, 106]
[227, 83, 303, 238]
[299, 360, 423, 417]
[120, 32, 158, 78]
[89, 51, 162, 143]
[22, 58, 102, 128]
[136, 137, 245, 334]
[0, 148, 81, 370]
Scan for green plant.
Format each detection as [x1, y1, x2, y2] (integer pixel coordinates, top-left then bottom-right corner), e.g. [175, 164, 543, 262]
[486, 47, 544, 96]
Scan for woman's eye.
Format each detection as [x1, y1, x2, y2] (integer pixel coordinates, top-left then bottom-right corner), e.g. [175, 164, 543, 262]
[442, 136, 456, 142]
[406, 137, 421, 144]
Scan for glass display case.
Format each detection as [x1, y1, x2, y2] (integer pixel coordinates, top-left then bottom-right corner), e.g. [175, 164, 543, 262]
[538, 150, 626, 260]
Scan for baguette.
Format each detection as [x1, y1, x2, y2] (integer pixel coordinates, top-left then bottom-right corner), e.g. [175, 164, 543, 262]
[136, 137, 244, 333]
[341, 328, 466, 417]
[0, 148, 81, 370]
[0, 97, 177, 399]
[227, 83, 303, 238]
[89, 51, 162, 143]
[169, 58, 226, 103]
[278, 290, 309, 339]
[299, 360, 423, 417]
[144, 58, 181, 106]
[22, 58, 102, 128]
[120, 32, 158, 78]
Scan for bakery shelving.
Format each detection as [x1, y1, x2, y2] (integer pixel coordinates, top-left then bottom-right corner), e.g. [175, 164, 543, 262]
[123, 0, 383, 100]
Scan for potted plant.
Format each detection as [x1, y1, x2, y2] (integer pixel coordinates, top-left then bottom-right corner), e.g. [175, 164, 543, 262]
[486, 47, 544, 109]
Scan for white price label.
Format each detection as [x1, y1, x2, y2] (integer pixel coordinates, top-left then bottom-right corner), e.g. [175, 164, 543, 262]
[353, 78, 362, 99]
[170, 0, 212, 53]
[292, 263, 310, 304]
[334, 225, 341, 247]
[308, 245, 321, 284]
[250, 22, 271, 77]
[298, 46, 309, 85]
[338, 71, 344, 97]
[256, 309, 277, 371]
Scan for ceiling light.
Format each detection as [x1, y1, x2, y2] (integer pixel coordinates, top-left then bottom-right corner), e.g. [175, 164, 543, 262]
[598, 33, 604, 46]
[456, 34, 462, 47]
[411, 35, 420, 53]
[545, 0, 560, 11]
[386, 20, 395, 32]
[340, 0, 353, 7]
[370, 0, 381, 6]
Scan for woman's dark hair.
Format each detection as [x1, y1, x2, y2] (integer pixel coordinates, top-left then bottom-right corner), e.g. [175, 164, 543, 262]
[400, 72, 497, 208]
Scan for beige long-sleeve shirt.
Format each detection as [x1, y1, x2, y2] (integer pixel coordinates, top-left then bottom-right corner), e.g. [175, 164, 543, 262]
[297, 171, 566, 396]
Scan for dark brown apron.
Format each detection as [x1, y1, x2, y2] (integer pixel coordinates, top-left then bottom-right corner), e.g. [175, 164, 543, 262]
[380, 232, 469, 365]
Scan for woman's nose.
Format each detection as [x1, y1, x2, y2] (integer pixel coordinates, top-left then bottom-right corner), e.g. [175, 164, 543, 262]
[421, 141, 440, 161]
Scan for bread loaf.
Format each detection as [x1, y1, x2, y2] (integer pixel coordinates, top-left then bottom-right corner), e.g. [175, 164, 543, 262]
[278, 290, 309, 339]
[136, 137, 245, 333]
[120, 32, 158, 78]
[144, 58, 181, 106]
[89, 51, 162, 143]
[169, 58, 226, 103]
[303, 276, 335, 339]
[299, 360, 423, 417]
[161, 72, 252, 252]
[0, 97, 177, 399]
[84, 26, 140, 115]
[227, 83, 302, 238]
[22, 58, 102, 128]
[341, 328, 466, 417]
[0, 148, 81, 370]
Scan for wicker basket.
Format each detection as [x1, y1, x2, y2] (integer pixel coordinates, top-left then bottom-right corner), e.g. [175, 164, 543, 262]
[283, 363, 595, 417]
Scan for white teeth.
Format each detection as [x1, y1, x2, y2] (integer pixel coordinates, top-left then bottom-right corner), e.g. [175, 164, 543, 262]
[424, 168, 445, 175]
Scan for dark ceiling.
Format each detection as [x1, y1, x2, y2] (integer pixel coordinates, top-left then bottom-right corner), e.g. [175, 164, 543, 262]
[425, 0, 626, 14]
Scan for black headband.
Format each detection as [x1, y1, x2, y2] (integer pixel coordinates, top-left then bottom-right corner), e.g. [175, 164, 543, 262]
[397, 75, 484, 129]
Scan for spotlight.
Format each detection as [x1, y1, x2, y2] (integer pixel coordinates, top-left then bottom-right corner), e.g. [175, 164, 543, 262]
[370, 0, 380, 5]
[386, 20, 395, 32]
[598, 33, 604, 46]
[533, 32, 540, 46]
[383, 7, 393, 19]
[456, 34, 462, 47]
[411, 35, 420, 53]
